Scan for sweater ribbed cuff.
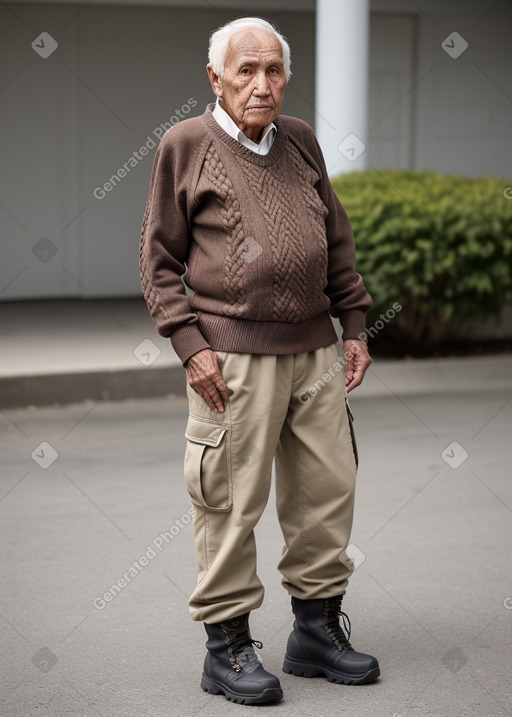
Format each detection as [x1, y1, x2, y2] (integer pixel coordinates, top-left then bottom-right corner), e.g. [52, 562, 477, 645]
[338, 310, 367, 341]
[169, 323, 211, 365]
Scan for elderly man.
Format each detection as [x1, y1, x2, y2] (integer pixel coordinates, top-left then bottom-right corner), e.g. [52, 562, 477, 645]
[140, 16, 379, 705]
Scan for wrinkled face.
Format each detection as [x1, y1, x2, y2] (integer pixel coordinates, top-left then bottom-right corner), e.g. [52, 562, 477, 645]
[207, 28, 287, 143]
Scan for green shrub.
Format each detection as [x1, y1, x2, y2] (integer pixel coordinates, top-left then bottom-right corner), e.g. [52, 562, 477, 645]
[332, 170, 512, 350]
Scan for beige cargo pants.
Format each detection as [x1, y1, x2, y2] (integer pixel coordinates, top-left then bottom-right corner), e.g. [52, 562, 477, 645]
[184, 344, 358, 623]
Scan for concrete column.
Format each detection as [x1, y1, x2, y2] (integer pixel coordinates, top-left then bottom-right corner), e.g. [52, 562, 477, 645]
[315, 0, 370, 176]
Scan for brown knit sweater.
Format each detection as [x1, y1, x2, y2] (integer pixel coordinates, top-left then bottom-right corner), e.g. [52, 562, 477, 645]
[140, 104, 371, 365]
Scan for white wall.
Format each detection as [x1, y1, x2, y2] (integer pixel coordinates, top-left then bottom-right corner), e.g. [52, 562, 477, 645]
[368, 13, 417, 168]
[366, 2, 512, 177]
[0, 3, 315, 300]
[1, 0, 511, 301]
[414, 5, 512, 177]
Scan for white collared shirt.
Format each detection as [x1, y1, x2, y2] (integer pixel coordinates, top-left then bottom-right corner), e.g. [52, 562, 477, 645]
[212, 98, 276, 156]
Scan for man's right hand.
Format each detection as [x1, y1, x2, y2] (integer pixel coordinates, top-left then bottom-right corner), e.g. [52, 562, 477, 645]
[185, 348, 230, 413]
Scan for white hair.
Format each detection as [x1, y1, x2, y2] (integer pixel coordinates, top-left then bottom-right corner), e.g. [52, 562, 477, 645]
[208, 17, 292, 81]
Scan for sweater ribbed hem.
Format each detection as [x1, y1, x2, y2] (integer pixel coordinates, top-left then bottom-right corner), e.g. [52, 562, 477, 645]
[196, 311, 338, 356]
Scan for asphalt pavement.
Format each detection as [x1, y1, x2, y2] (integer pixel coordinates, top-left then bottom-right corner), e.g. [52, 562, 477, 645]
[1, 352, 511, 716]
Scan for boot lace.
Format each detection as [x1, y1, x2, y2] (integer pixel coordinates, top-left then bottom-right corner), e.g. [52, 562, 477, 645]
[324, 598, 352, 652]
[221, 618, 263, 673]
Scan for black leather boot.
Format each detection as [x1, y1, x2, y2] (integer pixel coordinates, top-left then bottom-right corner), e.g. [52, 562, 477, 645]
[283, 596, 380, 685]
[201, 613, 283, 704]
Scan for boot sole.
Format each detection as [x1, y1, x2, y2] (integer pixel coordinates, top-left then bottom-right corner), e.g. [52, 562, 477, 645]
[201, 674, 283, 705]
[282, 655, 380, 685]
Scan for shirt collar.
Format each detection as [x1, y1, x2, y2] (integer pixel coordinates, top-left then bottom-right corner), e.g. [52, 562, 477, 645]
[212, 98, 276, 154]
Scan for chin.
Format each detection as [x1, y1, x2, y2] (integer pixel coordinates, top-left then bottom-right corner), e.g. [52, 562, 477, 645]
[247, 111, 275, 123]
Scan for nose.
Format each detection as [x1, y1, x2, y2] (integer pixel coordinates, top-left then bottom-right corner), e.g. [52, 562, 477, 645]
[253, 71, 271, 96]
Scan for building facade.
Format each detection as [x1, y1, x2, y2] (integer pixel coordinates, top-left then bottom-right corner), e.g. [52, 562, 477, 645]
[1, 0, 511, 300]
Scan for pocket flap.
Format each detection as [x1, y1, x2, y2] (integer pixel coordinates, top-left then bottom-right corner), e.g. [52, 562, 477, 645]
[185, 415, 227, 447]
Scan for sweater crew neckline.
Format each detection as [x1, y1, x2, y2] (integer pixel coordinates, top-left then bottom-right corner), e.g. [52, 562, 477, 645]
[202, 104, 288, 167]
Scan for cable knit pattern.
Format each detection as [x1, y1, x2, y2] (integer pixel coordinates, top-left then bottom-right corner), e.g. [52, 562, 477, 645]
[201, 143, 247, 316]
[239, 159, 309, 322]
[239, 142, 331, 322]
[288, 143, 330, 314]
[140, 188, 171, 328]
[139, 104, 371, 365]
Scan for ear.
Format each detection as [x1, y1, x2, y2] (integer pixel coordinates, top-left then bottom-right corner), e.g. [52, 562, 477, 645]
[207, 64, 223, 98]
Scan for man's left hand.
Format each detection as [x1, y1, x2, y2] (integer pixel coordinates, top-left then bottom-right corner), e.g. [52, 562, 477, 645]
[343, 339, 372, 393]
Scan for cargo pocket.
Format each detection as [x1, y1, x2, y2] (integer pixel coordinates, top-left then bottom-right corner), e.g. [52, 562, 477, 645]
[184, 414, 232, 512]
[345, 398, 359, 469]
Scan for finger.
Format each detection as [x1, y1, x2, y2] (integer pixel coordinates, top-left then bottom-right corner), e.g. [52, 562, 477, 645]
[346, 373, 361, 392]
[211, 370, 230, 408]
[344, 358, 354, 387]
[218, 383, 231, 401]
[346, 359, 371, 392]
[206, 380, 229, 413]
[211, 389, 226, 413]
[345, 370, 359, 393]
[200, 385, 224, 413]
